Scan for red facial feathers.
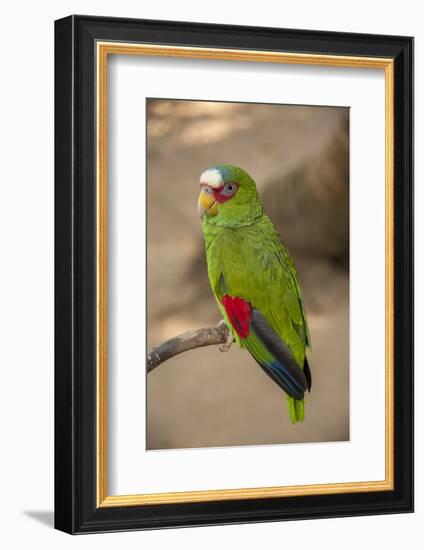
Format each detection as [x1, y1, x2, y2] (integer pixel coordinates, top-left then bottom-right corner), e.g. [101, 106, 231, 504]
[212, 183, 238, 203]
[213, 189, 230, 203]
[221, 295, 251, 338]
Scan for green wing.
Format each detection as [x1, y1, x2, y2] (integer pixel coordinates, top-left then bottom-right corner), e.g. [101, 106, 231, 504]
[204, 215, 311, 422]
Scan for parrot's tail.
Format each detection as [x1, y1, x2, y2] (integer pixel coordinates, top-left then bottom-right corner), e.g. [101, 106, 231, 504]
[286, 396, 305, 423]
[286, 357, 311, 423]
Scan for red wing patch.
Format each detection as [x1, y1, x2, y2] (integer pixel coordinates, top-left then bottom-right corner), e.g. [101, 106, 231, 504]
[221, 295, 252, 338]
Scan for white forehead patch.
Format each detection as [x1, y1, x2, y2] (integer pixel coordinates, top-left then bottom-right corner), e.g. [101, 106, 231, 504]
[199, 168, 223, 189]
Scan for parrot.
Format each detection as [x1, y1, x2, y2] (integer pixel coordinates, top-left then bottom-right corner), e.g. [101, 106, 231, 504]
[197, 164, 312, 423]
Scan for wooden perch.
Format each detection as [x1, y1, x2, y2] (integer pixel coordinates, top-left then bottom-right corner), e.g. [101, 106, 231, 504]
[147, 322, 230, 372]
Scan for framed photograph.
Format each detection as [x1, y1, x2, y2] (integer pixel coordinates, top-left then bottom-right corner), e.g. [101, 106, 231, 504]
[54, 15, 413, 534]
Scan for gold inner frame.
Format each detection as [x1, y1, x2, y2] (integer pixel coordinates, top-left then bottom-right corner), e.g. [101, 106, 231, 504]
[96, 42, 395, 508]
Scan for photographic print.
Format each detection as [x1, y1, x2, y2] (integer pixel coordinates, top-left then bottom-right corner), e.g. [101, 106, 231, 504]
[55, 17, 413, 533]
[146, 99, 350, 450]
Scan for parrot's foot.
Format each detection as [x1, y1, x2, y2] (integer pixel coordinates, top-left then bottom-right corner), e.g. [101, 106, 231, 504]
[217, 321, 234, 352]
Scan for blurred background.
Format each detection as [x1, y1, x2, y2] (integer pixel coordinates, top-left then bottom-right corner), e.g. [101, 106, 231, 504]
[146, 99, 349, 450]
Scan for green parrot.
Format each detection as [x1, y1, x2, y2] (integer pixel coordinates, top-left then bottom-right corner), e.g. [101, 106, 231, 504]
[197, 164, 311, 423]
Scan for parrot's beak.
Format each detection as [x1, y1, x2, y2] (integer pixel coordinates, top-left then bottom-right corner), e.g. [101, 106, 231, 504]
[197, 189, 218, 218]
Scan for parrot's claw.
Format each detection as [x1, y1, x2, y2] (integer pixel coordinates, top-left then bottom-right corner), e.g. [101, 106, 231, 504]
[218, 322, 234, 353]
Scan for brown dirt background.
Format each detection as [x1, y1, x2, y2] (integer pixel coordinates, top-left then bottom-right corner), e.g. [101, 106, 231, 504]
[146, 99, 349, 450]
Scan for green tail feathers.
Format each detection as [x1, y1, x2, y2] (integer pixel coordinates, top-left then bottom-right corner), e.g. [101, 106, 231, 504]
[286, 395, 305, 423]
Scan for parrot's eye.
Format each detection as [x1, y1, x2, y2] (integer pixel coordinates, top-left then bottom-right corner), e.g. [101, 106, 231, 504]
[220, 182, 238, 197]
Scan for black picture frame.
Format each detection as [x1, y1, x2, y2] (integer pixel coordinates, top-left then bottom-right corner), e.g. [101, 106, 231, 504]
[55, 15, 413, 534]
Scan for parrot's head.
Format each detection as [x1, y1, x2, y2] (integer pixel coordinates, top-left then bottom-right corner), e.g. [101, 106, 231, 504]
[197, 165, 263, 227]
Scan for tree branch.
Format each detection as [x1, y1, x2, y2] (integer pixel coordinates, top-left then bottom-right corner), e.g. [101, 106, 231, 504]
[147, 322, 230, 372]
